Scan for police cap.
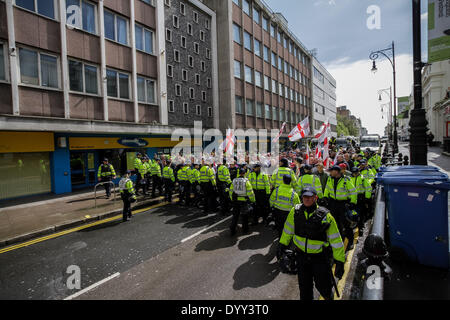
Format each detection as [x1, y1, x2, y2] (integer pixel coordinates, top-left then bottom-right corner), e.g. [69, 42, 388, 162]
[301, 187, 317, 197]
[282, 174, 292, 185]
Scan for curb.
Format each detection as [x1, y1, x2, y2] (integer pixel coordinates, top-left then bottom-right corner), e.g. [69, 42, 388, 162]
[0, 194, 177, 250]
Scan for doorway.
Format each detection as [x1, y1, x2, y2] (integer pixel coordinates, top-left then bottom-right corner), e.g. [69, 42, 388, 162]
[70, 151, 97, 188]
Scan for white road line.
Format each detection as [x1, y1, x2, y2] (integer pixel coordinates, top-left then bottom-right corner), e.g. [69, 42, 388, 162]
[181, 216, 232, 243]
[64, 272, 120, 300]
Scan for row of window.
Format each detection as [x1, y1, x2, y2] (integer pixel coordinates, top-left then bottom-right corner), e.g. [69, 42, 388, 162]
[172, 15, 209, 40]
[235, 96, 305, 123]
[234, 60, 310, 106]
[165, 0, 210, 30]
[173, 84, 208, 102]
[232, 0, 310, 66]
[166, 31, 211, 59]
[168, 100, 213, 117]
[4, 44, 156, 104]
[233, 24, 309, 87]
[167, 65, 212, 87]
[167, 56, 208, 73]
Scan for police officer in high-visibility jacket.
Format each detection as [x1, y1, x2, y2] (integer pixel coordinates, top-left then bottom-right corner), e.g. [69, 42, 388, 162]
[143, 157, 152, 195]
[324, 165, 358, 251]
[270, 175, 301, 238]
[177, 162, 189, 205]
[278, 186, 345, 300]
[350, 167, 372, 233]
[217, 159, 232, 214]
[190, 162, 201, 207]
[229, 168, 256, 235]
[97, 158, 116, 198]
[248, 163, 271, 225]
[271, 158, 297, 190]
[199, 162, 217, 213]
[150, 158, 163, 198]
[296, 164, 323, 200]
[119, 170, 136, 222]
[185, 161, 193, 206]
[368, 151, 382, 171]
[134, 153, 144, 195]
[359, 160, 376, 186]
[162, 160, 175, 203]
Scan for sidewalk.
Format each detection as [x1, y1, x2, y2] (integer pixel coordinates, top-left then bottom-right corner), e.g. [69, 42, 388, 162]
[0, 187, 170, 248]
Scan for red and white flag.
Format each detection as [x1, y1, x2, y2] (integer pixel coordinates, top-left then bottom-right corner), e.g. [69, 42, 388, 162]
[219, 129, 236, 154]
[315, 145, 322, 159]
[272, 122, 287, 143]
[322, 137, 330, 169]
[288, 117, 310, 142]
[305, 143, 310, 165]
[315, 120, 331, 143]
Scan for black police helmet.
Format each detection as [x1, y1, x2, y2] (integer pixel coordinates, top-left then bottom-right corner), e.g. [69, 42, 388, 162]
[103, 158, 108, 162]
[239, 168, 247, 175]
[301, 186, 317, 197]
[279, 249, 297, 275]
[280, 158, 289, 167]
[363, 234, 389, 259]
[304, 164, 313, 171]
[351, 167, 360, 173]
[282, 174, 292, 185]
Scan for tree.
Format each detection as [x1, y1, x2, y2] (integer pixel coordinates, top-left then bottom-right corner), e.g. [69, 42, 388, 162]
[337, 114, 359, 137]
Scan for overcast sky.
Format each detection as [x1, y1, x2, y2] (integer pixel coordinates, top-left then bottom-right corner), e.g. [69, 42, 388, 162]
[264, 0, 429, 135]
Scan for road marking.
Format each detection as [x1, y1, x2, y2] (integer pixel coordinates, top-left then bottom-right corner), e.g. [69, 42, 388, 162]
[181, 216, 232, 243]
[0, 199, 176, 255]
[64, 272, 120, 300]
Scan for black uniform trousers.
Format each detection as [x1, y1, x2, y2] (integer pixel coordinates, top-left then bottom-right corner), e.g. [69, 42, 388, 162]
[217, 181, 230, 213]
[152, 175, 163, 198]
[273, 208, 290, 238]
[230, 200, 249, 233]
[296, 250, 333, 300]
[183, 181, 192, 205]
[102, 177, 112, 197]
[163, 178, 174, 202]
[200, 182, 214, 212]
[357, 194, 367, 230]
[328, 198, 353, 242]
[135, 172, 143, 195]
[121, 193, 132, 221]
[253, 190, 269, 223]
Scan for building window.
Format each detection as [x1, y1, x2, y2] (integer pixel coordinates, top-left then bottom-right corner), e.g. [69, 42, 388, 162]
[255, 70, 262, 87]
[173, 15, 179, 28]
[16, 0, 56, 19]
[264, 75, 270, 91]
[244, 65, 253, 83]
[195, 73, 200, 85]
[68, 59, 98, 94]
[273, 106, 278, 121]
[104, 10, 128, 45]
[233, 24, 241, 44]
[206, 48, 211, 59]
[263, 46, 270, 62]
[183, 102, 189, 114]
[278, 57, 283, 72]
[175, 84, 181, 96]
[181, 36, 186, 48]
[246, 99, 254, 116]
[137, 76, 156, 104]
[106, 69, 130, 99]
[174, 49, 180, 62]
[279, 83, 283, 97]
[66, 0, 96, 34]
[254, 39, 261, 57]
[164, 0, 171, 6]
[188, 55, 194, 67]
[284, 37, 288, 49]
[256, 102, 263, 118]
[270, 24, 276, 38]
[182, 69, 188, 82]
[166, 28, 172, 42]
[243, 0, 250, 16]
[285, 61, 289, 74]
[193, 11, 198, 23]
[19, 47, 59, 88]
[167, 64, 173, 77]
[168, 100, 174, 112]
[263, 16, 269, 31]
[234, 60, 241, 79]
[205, 19, 210, 30]
[196, 105, 201, 115]
[200, 31, 205, 42]
[180, 2, 185, 15]
[187, 23, 193, 35]
[265, 104, 271, 119]
[271, 52, 277, 67]
[0, 43, 6, 81]
[202, 91, 206, 102]
[277, 31, 282, 43]
[272, 79, 277, 94]
[135, 24, 154, 54]
[235, 96, 243, 114]
[253, 7, 260, 24]
[189, 87, 195, 99]
[208, 107, 212, 117]
[201, 61, 206, 72]
[244, 31, 252, 51]
[207, 78, 211, 88]
[194, 42, 200, 54]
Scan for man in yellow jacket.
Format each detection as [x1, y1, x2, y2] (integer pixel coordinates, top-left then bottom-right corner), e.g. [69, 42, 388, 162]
[279, 187, 345, 300]
[229, 168, 256, 235]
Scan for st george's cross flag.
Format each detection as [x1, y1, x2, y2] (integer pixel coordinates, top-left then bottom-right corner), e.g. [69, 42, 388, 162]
[288, 117, 310, 142]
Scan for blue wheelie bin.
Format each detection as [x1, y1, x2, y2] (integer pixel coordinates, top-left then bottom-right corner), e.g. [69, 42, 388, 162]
[378, 170, 450, 269]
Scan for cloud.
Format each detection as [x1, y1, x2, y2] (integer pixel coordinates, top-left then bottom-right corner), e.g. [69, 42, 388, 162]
[325, 54, 414, 136]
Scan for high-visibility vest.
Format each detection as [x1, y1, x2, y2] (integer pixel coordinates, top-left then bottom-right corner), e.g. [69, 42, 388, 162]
[280, 204, 345, 263]
[162, 166, 175, 182]
[269, 184, 300, 212]
[119, 178, 136, 200]
[368, 154, 382, 170]
[248, 172, 271, 195]
[270, 167, 297, 189]
[151, 162, 162, 177]
[98, 164, 116, 178]
[360, 167, 376, 185]
[324, 176, 357, 204]
[229, 177, 255, 202]
[190, 168, 200, 184]
[217, 165, 232, 184]
[296, 174, 323, 198]
[177, 166, 188, 181]
[143, 162, 151, 175]
[350, 175, 372, 199]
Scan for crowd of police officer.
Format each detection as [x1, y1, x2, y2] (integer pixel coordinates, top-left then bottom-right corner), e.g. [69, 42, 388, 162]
[100, 145, 382, 299]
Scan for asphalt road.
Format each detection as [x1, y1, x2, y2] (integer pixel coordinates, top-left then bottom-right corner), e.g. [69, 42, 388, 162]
[0, 201, 301, 300]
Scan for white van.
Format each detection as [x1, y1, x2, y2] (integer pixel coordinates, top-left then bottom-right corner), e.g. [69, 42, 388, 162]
[359, 135, 381, 152]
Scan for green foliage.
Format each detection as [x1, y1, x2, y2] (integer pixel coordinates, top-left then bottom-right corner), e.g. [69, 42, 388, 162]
[337, 114, 359, 137]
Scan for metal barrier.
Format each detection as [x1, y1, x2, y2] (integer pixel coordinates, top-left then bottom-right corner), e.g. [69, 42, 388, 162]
[362, 185, 386, 300]
[94, 181, 116, 208]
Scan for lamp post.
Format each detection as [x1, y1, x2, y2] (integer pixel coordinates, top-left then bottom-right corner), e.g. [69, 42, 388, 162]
[378, 87, 393, 145]
[409, 0, 428, 165]
[370, 42, 398, 153]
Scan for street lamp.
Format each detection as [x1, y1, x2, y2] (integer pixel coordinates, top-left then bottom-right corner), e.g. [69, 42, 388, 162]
[369, 42, 398, 153]
[378, 87, 393, 146]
